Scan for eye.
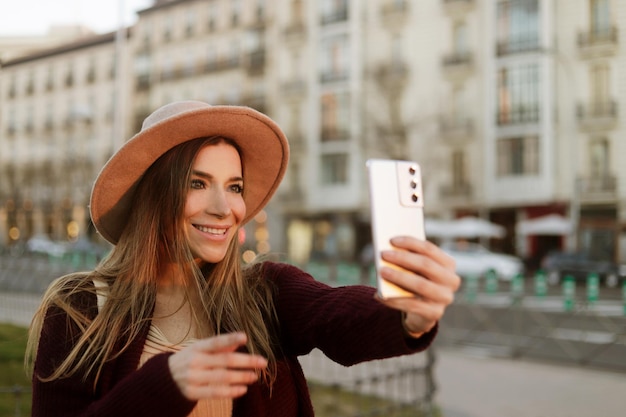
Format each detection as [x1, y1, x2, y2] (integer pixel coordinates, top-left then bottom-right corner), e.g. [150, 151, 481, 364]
[190, 179, 205, 189]
[230, 183, 244, 194]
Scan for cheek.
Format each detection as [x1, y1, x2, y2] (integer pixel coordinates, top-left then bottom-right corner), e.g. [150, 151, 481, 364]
[183, 194, 202, 217]
[232, 196, 247, 220]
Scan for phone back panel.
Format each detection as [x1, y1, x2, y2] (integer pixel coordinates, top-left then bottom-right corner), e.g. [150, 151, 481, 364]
[367, 159, 425, 298]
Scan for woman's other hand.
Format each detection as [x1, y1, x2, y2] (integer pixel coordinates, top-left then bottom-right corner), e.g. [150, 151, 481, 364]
[377, 236, 461, 337]
[168, 332, 267, 401]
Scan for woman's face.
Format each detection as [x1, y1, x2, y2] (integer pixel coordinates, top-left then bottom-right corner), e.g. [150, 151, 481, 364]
[184, 142, 246, 263]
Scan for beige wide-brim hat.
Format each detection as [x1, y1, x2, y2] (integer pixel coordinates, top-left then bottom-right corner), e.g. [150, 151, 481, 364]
[90, 100, 289, 245]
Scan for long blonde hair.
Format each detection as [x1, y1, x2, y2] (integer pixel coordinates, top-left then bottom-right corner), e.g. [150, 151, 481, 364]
[26, 137, 279, 389]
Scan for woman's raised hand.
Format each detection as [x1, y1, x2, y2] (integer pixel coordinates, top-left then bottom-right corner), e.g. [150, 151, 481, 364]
[376, 236, 461, 336]
[168, 332, 267, 401]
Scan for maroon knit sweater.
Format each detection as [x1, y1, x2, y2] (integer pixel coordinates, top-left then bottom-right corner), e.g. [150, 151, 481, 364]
[32, 262, 436, 417]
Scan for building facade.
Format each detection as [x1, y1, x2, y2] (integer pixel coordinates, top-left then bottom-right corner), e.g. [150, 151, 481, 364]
[1, 0, 624, 267]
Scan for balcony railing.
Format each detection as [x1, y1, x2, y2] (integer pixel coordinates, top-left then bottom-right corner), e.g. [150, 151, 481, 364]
[442, 0, 475, 16]
[439, 117, 474, 141]
[320, 70, 349, 84]
[245, 49, 266, 76]
[578, 26, 618, 48]
[577, 100, 617, 131]
[496, 106, 540, 126]
[496, 38, 541, 56]
[321, 3, 348, 26]
[440, 183, 473, 199]
[577, 175, 617, 202]
[381, 0, 409, 19]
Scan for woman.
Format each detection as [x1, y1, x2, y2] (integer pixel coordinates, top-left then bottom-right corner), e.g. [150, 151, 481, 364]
[26, 101, 460, 417]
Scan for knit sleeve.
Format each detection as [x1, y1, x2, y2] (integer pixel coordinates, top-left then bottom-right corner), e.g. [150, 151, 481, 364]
[264, 262, 436, 366]
[31, 295, 196, 417]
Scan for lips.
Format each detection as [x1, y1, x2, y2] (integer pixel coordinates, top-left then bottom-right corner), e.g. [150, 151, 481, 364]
[193, 224, 228, 235]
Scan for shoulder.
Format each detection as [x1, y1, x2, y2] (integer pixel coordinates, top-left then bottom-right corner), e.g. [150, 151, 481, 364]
[42, 272, 100, 318]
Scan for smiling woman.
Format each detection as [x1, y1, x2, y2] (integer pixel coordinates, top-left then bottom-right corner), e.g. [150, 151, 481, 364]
[25, 100, 460, 417]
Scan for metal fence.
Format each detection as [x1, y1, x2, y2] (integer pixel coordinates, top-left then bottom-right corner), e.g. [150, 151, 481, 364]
[0, 254, 437, 417]
[0, 386, 30, 417]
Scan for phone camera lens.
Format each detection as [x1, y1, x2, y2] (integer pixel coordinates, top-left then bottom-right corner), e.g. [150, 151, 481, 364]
[412, 194, 419, 203]
[410, 180, 418, 189]
[409, 166, 417, 175]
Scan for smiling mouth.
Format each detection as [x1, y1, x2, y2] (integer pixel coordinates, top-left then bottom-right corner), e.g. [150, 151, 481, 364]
[193, 224, 228, 235]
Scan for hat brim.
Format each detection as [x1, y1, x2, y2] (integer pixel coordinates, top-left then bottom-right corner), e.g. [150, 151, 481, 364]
[90, 104, 289, 245]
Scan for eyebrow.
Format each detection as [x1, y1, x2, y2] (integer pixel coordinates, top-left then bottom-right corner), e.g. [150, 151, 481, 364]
[191, 170, 243, 183]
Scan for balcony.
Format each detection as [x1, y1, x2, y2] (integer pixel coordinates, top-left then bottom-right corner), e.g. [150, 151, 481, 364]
[439, 117, 474, 143]
[283, 21, 306, 45]
[380, 0, 409, 26]
[577, 175, 617, 203]
[287, 132, 306, 155]
[578, 26, 618, 59]
[441, 51, 473, 82]
[496, 38, 541, 56]
[320, 70, 349, 84]
[280, 79, 307, 97]
[321, 2, 348, 26]
[372, 62, 408, 91]
[321, 127, 350, 142]
[245, 49, 266, 76]
[577, 100, 617, 132]
[439, 183, 473, 203]
[441, 0, 475, 17]
[136, 74, 151, 91]
[496, 106, 539, 126]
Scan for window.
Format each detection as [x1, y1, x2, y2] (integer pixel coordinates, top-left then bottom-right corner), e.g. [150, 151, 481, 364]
[590, 138, 609, 178]
[231, 0, 241, 27]
[320, 0, 348, 25]
[163, 15, 173, 42]
[590, 62, 610, 111]
[321, 154, 348, 184]
[208, 1, 217, 31]
[590, 0, 610, 36]
[496, 136, 539, 176]
[496, 0, 539, 55]
[185, 9, 196, 37]
[320, 34, 349, 82]
[451, 150, 467, 187]
[497, 64, 539, 125]
[321, 91, 350, 141]
[453, 22, 468, 54]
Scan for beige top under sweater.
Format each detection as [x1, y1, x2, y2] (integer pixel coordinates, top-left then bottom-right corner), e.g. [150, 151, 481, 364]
[139, 324, 233, 417]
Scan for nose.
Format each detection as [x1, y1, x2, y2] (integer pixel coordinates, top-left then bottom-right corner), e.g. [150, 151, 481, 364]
[206, 188, 232, 218]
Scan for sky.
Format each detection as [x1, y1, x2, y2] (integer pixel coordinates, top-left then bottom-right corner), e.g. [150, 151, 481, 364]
[0, 0, 153, 36]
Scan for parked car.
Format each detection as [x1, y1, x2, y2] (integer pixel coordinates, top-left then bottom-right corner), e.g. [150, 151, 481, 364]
[26, 235, 68, 257]
[541, 250, 626, 287]
[441, 242, 524, 281]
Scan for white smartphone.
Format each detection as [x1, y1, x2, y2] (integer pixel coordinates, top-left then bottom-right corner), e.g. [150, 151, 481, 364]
[367, 159, 425, 299]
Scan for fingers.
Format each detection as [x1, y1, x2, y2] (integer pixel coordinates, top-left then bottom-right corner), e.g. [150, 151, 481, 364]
[376, 236, 461, 334]
[382, 236, 460, 291]
[168, 332, 268, 401]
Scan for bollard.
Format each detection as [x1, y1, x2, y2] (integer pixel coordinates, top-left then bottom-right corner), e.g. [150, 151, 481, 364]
[563, 275, 576, 312]
[485, 269, 498, 294]
[622, 278, 626, 316]
[511, 273, 524, 305]
[586, 272, 599, 306]
[534, 269, 547, 297]
[465, 275, 479, 303]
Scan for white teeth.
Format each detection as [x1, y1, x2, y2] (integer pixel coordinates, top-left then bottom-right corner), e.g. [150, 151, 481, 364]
[194, 225, 227, 235]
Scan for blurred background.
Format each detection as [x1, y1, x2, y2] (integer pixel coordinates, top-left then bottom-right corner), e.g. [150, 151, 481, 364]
[1, 1, 626, 416]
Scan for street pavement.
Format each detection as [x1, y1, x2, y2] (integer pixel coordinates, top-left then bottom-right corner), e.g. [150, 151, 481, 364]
[434, 343, 626, 417]
[2, 291, 625, 417]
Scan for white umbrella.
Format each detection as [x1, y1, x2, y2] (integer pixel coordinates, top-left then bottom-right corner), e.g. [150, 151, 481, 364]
[451, 216, 506, 238]
[425, 217, 505, 239]
[516, 214, 573, 236]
